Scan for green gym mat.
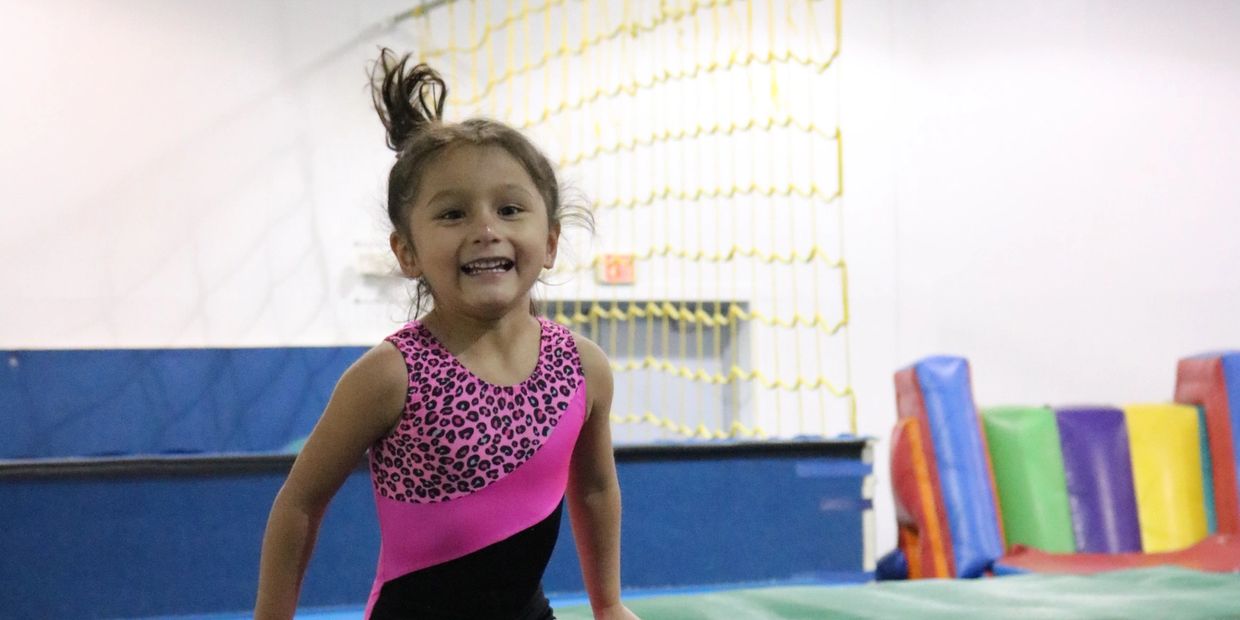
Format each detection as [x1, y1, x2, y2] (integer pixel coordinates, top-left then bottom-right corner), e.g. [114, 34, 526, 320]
[554, 568, 1240, 619]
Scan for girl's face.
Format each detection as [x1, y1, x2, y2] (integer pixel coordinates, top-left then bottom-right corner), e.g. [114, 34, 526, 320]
[391, 144, 559, 320]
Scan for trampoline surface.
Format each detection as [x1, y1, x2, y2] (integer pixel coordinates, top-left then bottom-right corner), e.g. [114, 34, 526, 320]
[171, 567, 1240, 620]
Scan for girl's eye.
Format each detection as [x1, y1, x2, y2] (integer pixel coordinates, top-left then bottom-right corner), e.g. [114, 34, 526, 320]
[499, 204, 523, 216]
[437, 210, 464, 221]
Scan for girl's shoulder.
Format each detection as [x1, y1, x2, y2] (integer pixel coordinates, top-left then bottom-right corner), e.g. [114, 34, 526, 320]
[568, 331, 609, 377]
[299, 341, 407, 456]
[568, 331, 613, 418]
[345, 341, 410, 407]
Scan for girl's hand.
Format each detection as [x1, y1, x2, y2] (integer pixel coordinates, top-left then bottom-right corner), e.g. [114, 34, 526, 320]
[594, 603, 641, 620]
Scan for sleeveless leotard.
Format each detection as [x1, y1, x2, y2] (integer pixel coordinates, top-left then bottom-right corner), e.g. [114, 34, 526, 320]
[366, 316, 587, 619]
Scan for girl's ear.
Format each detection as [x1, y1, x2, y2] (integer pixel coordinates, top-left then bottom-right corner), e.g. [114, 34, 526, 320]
[390, 231, 422, 278]
[542, 221, 561, 269]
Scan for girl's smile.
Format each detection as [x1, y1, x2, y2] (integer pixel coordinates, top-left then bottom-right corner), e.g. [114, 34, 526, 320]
[459, 257, 515, 275]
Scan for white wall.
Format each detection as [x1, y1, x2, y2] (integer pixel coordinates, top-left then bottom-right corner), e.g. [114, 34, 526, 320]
[0, 0, 416, 347]
[4, 0, 1240, 556]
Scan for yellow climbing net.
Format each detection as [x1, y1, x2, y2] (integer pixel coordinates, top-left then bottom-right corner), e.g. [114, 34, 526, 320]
[400, 0, 851, 440]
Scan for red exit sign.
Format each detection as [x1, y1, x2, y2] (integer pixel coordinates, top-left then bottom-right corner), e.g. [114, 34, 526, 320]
[595, 254, 636, 285]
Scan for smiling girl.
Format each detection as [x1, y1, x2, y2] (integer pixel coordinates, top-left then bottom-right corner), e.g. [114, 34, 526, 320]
[255, 50, 637, 620]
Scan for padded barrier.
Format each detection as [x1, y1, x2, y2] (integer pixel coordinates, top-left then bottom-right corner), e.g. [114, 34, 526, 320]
[981, 406, 1075, 553]
[895, 357, 1003, 577]
[1124, 404, 1208, 552]
[1055, 407, 1142, 553]
[1174, 352, 1240, 534]
[887, 353, 1240, 580]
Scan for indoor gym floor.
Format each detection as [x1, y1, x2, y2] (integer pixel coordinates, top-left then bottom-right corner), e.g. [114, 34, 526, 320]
[163, 567, 1240, 620]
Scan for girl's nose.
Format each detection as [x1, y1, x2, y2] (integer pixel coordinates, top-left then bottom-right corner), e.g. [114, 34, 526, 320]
[471, 219, 500, 244]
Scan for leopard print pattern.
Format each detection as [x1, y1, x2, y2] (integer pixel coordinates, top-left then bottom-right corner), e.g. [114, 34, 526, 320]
[370, 317, 584, 503]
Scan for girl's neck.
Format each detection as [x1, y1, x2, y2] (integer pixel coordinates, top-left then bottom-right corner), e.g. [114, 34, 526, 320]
[420, 303, 539, 354]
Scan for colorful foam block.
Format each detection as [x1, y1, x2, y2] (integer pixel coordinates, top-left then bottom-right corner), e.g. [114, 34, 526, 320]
[893, 371, 954, 578]
[895, 357, 1004, 577]
[1055, 407, 1143, 553]
[1175, 352, 1240, 534]
[890, 416, 951, 578]
[981, 406, 1075, 553]
[1124, 404, 1208, 552]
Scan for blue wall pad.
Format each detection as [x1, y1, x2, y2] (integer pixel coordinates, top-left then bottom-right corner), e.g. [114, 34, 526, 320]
[0, 347, 367, 459]
[913, 356, 1004, 577]
[0, 440, 870, 619]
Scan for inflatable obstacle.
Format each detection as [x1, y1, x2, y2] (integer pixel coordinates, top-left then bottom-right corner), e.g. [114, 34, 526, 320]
[882, 352, 1240, 578]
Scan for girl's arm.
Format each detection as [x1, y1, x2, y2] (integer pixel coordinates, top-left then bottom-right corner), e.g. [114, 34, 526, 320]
[254, 343, 407, 620]
[568, 336, 639, 620]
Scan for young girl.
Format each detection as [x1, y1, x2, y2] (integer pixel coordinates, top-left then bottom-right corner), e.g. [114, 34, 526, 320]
[255, 49, 638, 620]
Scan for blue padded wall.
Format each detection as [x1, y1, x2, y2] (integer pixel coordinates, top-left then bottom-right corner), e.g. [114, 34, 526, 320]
[0, 462, 377, 619]
[0, 442, 869, 619]
[0, 347, 366, 459]
[2, 347, 871, 617]
[546, 447, 872, 593]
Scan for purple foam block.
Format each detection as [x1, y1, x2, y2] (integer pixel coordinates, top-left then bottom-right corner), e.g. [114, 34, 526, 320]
[1056, 407, 1143, 553]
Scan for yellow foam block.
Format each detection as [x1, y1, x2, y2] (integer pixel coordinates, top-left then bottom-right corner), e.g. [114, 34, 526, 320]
[1124, 403, 1208, 552]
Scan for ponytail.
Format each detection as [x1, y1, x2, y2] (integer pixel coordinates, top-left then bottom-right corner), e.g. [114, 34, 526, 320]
[370, 48, 447, 153]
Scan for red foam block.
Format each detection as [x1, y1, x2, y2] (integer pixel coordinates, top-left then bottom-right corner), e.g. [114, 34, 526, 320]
[998, 534, 1240, 574]
[1175, 356, 1239, 535]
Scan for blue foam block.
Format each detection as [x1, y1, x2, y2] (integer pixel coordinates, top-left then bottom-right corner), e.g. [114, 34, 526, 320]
[914, 356, 1004, 577]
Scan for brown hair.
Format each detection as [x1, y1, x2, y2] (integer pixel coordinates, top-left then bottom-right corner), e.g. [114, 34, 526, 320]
[369, 48, 591, 317]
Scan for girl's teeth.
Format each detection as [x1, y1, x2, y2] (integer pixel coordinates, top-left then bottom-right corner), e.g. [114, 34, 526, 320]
[463, 259, 513, 274]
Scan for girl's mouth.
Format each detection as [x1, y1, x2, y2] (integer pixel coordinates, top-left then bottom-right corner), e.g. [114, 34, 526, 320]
[460, 257, 515, 275]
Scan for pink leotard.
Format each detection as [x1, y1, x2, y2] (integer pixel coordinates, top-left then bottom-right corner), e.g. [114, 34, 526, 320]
[365, 316, 587, 619]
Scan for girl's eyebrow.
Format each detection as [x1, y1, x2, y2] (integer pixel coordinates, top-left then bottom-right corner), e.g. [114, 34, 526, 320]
[425, 188, 469, 207]
[494, 183, 535, 199]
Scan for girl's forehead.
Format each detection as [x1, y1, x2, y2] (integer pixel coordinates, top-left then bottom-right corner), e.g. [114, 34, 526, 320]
[422, 144, 537, 190]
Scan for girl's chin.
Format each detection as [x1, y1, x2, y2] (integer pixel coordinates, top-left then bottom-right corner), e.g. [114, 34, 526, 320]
[434, 276, 536, 315]
[456, 293, 527, 316]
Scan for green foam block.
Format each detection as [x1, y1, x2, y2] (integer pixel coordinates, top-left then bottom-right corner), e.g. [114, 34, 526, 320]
[982, 406, 1076, 553]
